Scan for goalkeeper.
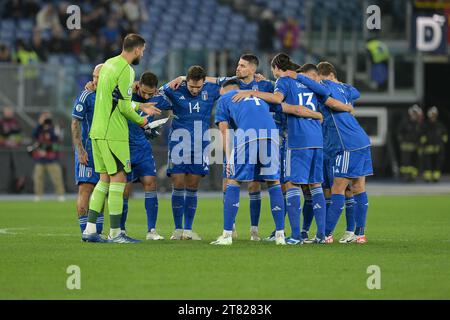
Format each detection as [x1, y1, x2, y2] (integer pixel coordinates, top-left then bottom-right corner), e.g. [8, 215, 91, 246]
[82, 34, 161, 243]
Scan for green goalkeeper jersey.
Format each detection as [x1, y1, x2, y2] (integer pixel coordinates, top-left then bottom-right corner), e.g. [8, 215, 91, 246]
[89, 55, 145, 141]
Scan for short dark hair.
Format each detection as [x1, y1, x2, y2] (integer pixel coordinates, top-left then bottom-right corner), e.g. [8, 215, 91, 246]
[271, 53, 298, 71]
[122, 33, 146, 52]
[298, 63, 318, 74]
[222, 78, 240, 89]
[317, 61, 337, 78]
[139, 71, 158, 88]
[240, 54, 259, 67]
[186, 65, 206, 82]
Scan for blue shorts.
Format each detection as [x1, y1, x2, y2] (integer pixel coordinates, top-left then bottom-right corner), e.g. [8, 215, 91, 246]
[285, 148, 323, 184]
[222, 136, 286, 182]
[167, 151, 209, 177]
[74, 149, 99, 185]
[322, 155, 335, 189]
[127, 144, 156, 183]
[334, 147, 373, 178]
[227, 139, 280, 182]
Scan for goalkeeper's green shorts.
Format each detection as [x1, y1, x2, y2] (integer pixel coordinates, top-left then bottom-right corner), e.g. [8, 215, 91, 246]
[91, 139, 131, 175]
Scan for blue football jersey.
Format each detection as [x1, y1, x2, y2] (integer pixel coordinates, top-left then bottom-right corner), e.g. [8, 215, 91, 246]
[163, 81, 221, 151]
[128, 91, 172, 150]
[274, 76, 323, 149]
[320, 80, 371, 152]
[217, 77, 286, 134]
[215, 90, 277, 146]
[72, 90, 96, 151]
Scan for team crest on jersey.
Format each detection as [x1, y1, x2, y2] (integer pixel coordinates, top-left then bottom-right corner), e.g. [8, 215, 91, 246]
[201, 91, 208, 101]
[127, 86, 132, 96]
[252, 85, 259, 91]
[86, 167, 92, 178]
[75, 104, 83, 112]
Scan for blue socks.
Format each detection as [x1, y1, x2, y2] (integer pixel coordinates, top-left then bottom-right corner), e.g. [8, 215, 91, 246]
[145, 191, 158, 231]
[224, 184, 240, 231]
[172, 188, 184, 229]
[184, 189, 198, 230]
[325, 194, 345, 236]
[249, 192, 261, 227]
[311, 186, 326, 239]
[120, 199, 128, 231]
[354, 192, 369, 236]
[302, 194, 314, 232]
[79, 215, 87, 233]
[269, 184, 285, 231]
[285, 187, 302, 236]
[326, 197, 332, 212]
[345, 197, 356, 232]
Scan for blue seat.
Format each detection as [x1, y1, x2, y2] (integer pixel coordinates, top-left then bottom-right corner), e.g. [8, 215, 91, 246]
[18, 19, 34, 31]
[1, 19, 15, 31]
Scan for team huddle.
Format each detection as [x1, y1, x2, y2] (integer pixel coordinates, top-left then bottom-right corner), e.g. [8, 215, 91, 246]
[72, 34, 372, 245]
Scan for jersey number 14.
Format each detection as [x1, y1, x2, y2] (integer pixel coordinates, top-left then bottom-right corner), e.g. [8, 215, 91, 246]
[189, 102, 200, 113]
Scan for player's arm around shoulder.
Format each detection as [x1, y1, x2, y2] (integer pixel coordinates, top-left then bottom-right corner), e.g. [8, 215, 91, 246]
[281, 102, 323, 122]
[232, 88, 284, 104]
[325, 97, 355, 115]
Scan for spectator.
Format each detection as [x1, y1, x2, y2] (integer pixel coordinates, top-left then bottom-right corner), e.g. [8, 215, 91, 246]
[397, 105, 423, 182]
[100, 18, 121, 44]
[13, 39, 39, 66]
[122, 0, 141, 23]
[13, 39, 40, 93]
[35, 3, 63, 33]
[80, 33, 102, 64]
[0, 106, 23, 148]
[278, 17, 300, 55]
[421, 107, 448, 183]
[258, 9, 276, 54]
[0, 43, 12, 63]
[366, 34, 390, 91]
[0, 106, 26, 193]
[30, 112, 65, 201]
[48, 27, 69, 54]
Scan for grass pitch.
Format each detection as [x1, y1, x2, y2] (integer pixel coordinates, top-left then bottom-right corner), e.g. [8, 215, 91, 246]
[0, 195, 449, 299]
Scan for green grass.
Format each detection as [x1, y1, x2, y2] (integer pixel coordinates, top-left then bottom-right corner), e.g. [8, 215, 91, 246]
[0, 195, 449, 299]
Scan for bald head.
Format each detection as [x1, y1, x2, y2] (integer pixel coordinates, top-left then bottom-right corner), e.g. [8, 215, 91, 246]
[92, 64, 103, 89]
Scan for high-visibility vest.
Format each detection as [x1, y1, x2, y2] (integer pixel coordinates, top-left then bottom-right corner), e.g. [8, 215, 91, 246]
[366, 40, 390, 64]
[15, 49, 39, 78]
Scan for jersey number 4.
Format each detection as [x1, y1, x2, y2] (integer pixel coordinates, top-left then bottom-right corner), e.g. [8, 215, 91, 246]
[244, 96, 262, 106]
[298, 93, 316, 111]
[189, 102, 200, 113]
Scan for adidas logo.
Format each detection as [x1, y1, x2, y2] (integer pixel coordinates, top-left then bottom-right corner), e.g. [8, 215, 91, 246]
[232, 203, 240, 208]
[272, 206, 282, 211]
[179, 95, 186, 100]
[313, 204, 322, 210]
